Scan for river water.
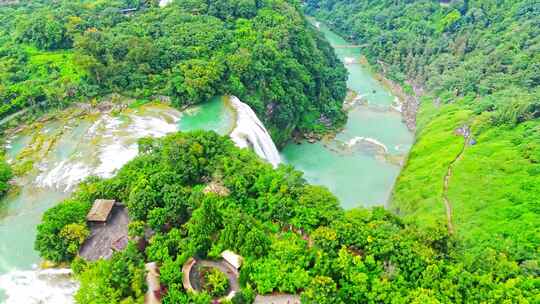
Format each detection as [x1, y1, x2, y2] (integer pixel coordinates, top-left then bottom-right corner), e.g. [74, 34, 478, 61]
[0, 22, 412, 303]
[282, 21, 412, 208]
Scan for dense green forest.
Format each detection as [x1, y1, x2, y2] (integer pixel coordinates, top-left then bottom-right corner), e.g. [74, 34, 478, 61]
[36, 131, 538, 303]
[306, 0, 540, 268]
[0, 0, 347, 145]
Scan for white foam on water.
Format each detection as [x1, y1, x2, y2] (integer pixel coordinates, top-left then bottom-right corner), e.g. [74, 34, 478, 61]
[344, 57, 356, 64]
[0, 268, 78, 304]
[87, 117, 104, 136]
[34, 108, 181, 191]
[35, 160, 92, 192]
[128, 115, 179, 138]
[391, 96, 402, 112]
[344, 93, 367, 109]
[229, 96, 281, 167]
[95, 142, 138, 179]
[346, 136, 389, 154]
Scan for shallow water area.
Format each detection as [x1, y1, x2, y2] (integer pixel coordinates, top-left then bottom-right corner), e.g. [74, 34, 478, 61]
[283, 141, 399, 208]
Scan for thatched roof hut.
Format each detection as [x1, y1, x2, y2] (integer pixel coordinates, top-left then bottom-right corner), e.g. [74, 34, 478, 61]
[86, 199, 115, 222]
[79, 201, 129, 261]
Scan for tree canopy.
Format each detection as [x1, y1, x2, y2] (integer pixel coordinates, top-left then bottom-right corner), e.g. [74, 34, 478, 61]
[306, 0, 539, 121]
[0, 0, 347, 145]
[0, 157, 12, 196]
[35, 131, 539, 303]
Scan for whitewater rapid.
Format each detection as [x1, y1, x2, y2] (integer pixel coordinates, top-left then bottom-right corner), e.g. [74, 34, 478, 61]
[229, 96, 281, 167]
[0, 268, 78, 304]
[346, 136, 389, 154]
[34, 111, 180, 191]
[1, 106, 182, 303]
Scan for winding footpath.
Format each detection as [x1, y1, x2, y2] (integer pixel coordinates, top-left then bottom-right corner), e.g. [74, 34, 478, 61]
[442, 125, 471, 235]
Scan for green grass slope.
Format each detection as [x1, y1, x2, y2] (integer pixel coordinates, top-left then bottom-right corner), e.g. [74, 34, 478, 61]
[393, 98, 540, 262]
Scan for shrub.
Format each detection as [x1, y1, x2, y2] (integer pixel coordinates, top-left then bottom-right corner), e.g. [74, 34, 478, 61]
[202, 267, 230, 297]
[34, 199, 91, 262]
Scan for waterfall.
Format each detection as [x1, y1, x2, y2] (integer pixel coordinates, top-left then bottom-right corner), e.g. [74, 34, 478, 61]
[229, 96, 281, 167]
[0, 268, 78, 304]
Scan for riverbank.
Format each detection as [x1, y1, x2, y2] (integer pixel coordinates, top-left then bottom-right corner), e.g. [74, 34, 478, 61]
[348, 54, 421, 133]
[375, 73, 421, 132]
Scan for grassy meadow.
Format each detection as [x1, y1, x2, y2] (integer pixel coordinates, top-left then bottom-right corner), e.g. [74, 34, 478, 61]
[392, 98, 540, 261]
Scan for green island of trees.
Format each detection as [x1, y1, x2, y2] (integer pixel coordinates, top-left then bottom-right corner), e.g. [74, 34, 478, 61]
[306, 0, 540, 273]
[35, 131, 538, 303]
[0, 156, 12, 197]
[0, 0, 347, 145]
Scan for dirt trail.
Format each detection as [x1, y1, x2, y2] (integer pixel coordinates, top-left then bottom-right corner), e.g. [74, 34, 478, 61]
[443, 125, 470, 235]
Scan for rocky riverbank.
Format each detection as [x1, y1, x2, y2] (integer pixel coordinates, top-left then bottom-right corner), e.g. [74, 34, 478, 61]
[373, 61, 421, 132]
[382, 78, 421, 132]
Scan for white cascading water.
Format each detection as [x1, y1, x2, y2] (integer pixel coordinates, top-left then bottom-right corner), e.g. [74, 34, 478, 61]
[344, 57, 356, 65]
[0, 268, 78, 304]
[1, 98, 280, 303]
[229, 96, 281, 167]
[34, 111, 180, 191]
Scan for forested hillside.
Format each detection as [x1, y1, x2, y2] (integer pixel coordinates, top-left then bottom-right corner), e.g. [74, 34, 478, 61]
[0, 0, 347, 145]
[306, 0, 540, 265]
[36, 131, 538, 303]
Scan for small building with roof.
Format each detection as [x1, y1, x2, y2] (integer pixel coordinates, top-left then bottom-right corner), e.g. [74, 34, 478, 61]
[86, 199, 115, 223]
[79, 199, 130, 261]
[145, 262, 162, 304]
[181, 252, 244, 301]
